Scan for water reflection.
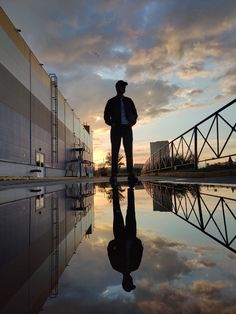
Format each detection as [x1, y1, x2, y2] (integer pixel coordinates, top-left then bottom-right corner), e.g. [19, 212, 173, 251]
[42, 182, 236, 314]
[1, 181, 236, 313]
[143, 181, 236, 253]
[107, 185, 143, 292]
[0, 182, 94, 314]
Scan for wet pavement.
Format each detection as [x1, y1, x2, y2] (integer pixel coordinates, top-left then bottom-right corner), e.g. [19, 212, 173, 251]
[0, 179, 235, 313]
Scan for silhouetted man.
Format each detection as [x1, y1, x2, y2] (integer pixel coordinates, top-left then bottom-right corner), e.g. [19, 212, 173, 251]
[104, 80, 138, 184]
[107, 185, 143, 292]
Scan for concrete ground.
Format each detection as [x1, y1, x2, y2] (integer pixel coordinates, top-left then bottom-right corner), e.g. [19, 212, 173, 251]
[140, 175, 236, 187]
[0, 174, 235, 189]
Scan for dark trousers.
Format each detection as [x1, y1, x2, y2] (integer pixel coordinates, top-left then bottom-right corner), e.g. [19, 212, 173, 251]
[110, 125, 133, 176]
[113, 187, 136, 241]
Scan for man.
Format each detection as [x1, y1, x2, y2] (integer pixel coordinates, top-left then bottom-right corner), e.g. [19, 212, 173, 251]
[104, 80, 138, 183]
[107, 185, 143, 292]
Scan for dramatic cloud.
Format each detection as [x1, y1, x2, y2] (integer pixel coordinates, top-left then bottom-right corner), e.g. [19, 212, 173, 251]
[1, 0, 236, 163]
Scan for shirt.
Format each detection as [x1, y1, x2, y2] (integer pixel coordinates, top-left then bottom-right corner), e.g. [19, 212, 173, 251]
[120, 97, 129, 125]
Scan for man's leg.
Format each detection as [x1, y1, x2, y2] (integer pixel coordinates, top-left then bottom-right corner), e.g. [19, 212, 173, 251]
[123, 126, 133, 175]
[112, 187, 125, 241]
[125, 187, 137, 239]
[111, 126, 121, 177]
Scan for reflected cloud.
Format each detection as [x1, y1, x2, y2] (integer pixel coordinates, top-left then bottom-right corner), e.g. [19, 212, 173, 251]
[42, 185, 236, 313]
[192, 280, 230, 297]
[101, 285, 135, 302]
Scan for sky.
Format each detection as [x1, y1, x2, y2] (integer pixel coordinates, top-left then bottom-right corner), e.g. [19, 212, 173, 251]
[1, 0, 236, 166]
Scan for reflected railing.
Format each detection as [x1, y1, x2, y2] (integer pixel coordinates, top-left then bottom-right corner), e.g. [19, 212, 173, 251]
[143, 181, 236, 253]
[142, 99, 236, 174]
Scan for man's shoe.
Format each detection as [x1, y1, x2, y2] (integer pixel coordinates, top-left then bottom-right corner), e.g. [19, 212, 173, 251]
[128, 173, 138, 186]
[109, 176, 117, 184]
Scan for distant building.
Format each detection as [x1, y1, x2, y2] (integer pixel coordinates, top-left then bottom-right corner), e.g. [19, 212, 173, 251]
[134, 163, 144, 169]
[150, 141, 169, 157]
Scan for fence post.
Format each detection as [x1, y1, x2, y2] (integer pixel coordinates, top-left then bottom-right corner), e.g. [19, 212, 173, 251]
[194, 126, 198, 170]
[171, 142, 174, 170]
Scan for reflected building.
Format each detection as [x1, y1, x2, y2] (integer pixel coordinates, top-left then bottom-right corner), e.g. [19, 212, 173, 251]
[0, 183, 95, 313]
[143, 181, 172, 212]
[154, 185, 172, 212]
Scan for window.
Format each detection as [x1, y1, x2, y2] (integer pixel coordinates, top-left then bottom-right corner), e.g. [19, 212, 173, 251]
[36, 152, 45, 167]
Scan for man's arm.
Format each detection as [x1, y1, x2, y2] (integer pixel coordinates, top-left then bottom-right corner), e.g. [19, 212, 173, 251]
[104, 100, 112, 126]
[130, 99, 138, 126]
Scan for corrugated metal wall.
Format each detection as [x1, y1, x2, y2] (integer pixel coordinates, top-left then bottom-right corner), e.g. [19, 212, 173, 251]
[0, 8, 93, 176]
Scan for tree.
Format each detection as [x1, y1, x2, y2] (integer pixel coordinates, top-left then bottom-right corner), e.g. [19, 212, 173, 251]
[105, 152, 124, 169]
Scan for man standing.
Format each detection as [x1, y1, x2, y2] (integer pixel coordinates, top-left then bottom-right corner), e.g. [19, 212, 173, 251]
[104, 80, 138, 183]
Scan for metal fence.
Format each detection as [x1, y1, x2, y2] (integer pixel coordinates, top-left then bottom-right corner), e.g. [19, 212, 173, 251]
[143, 181, 236, 253]
[142, 99, 236, 174]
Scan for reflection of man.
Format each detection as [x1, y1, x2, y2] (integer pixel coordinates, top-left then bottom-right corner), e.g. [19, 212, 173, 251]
[104, 80, 138, 184]
[107, 185, 143, 292]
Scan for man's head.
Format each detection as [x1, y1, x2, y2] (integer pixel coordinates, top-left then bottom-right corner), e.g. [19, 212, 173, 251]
[115, 80, 128, 96]
[122, 274, 136, 292]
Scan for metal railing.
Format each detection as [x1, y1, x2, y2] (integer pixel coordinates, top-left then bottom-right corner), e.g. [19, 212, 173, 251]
[143, 181, 236, 253]
[142, 99, 236, 174]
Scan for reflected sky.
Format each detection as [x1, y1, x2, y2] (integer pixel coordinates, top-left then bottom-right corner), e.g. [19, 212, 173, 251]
[43, 182, 236, 314]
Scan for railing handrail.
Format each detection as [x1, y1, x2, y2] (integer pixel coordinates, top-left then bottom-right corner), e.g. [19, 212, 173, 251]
[142, 99, 236, 173]
[172, 98, 236, 142]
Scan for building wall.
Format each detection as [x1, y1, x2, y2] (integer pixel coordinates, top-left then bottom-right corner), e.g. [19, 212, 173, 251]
[0, 8, 93, 177]
[150, 140, 169, 157]
[0, 184, 94, 312]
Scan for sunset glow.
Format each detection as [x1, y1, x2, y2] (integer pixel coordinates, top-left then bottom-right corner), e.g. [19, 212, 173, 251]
[2, 1, 236, 166]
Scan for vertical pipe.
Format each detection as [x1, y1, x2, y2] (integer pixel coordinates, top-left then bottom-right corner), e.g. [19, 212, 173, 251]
[64, 99, 66, 163]
[171, 142, 174, 170]
[216, 114, 219, 158]
[194, 127, 198, 170]
[29, 50, 32, 165]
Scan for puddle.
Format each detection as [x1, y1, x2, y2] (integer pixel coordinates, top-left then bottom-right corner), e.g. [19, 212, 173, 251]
[0, 181, 235, 313]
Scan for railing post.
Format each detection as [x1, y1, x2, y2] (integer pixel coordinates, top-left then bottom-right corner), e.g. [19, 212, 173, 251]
[216, 113, 219, 157]
[196, 188, 204, 229]
[194, 126, 198, 170]
[171, 142, 174, 170]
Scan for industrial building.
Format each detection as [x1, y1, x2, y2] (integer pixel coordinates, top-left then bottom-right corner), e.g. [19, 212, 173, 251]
[0, 8, 93, 177]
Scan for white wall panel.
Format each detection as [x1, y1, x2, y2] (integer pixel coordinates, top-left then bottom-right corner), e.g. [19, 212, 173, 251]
[65, 102, 74, 133]
[31, 66, 51, 111]
[58, 91, 65, 123]
[74, 115, 80, 139]
[0, 28, 30, 90]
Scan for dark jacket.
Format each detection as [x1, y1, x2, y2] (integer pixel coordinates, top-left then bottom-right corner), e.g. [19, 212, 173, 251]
[104, 95, 138, 127]
[107, 238, 143, 274]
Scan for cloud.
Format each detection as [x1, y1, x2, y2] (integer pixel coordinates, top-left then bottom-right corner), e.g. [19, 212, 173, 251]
[177, 63, 208, 80]
[128, 80, 179, 121]
[2, 0, 236, 164]
[217, 67, 236, 96]
[180, 102, 207, 110]
[191, 280, 230, 297]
